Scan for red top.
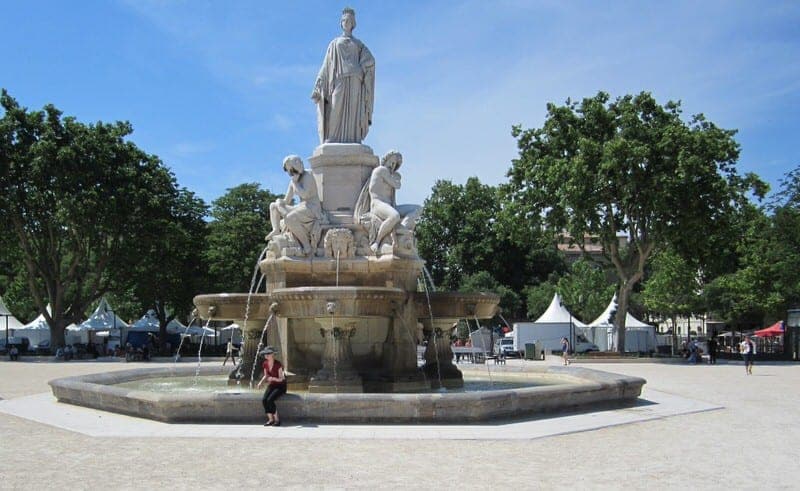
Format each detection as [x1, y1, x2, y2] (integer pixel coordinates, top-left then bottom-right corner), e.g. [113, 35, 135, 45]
[262, 360, 286, 388]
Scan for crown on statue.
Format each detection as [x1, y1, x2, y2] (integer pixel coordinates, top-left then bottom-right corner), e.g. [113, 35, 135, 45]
[342, 7, 355, 17]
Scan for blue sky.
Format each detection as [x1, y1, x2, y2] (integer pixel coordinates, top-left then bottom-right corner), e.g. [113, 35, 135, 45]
[2, 1, 798, 206]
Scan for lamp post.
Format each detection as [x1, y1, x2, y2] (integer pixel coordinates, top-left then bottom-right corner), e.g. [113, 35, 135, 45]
[787, 308, 800, 361]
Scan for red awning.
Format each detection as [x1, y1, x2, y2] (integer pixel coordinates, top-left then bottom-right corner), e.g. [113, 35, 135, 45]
[754, 321, 785, 338]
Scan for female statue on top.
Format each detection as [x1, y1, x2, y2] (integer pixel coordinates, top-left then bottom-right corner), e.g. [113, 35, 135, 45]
[312, 8, 375, 144]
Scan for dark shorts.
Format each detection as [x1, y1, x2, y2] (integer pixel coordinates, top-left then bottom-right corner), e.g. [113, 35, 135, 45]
[743, 354, 753, 364]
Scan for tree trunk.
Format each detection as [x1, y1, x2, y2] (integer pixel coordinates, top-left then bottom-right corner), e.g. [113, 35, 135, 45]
[614, 283, 634, 354]
[671, 316, 678, 356]
[49, 317, 66, 351]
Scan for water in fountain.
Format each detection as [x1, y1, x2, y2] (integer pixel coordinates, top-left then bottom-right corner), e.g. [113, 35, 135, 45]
[472, 315, 494, 386]
[422, 265, 437, 292]
[248, 312, 276, 388]
[174, 316, 197, 363]
[234, 246, 269, 382]
[419, 272, 444, 389]
[194, 316, 213, 381]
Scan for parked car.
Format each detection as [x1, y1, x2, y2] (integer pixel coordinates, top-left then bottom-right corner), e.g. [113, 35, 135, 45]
[493, 337, 517, 357]
[33, 340, 51, 354]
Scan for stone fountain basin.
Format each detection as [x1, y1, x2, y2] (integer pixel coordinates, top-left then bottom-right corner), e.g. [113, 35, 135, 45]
[414, 291, 499, 321]
[193, 293, 272, 320]
[194, 289, 500, 322]
[48, 365, 645, 424]
[270, 286, 406, 318]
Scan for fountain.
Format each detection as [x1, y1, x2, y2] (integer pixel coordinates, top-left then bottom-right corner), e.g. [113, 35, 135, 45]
[48, 8, 645, 423]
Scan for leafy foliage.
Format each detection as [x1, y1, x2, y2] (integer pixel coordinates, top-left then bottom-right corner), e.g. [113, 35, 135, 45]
[557, 259, 616, 323]
[506, 92, 762, 350]
[204, 183, 278, 293]
[642, 249, 700, 329]
[416, 177, 564, 318]
[458, 271, 522, 319]
[524, 280, 557, 320]
[0, 90, 181, 347]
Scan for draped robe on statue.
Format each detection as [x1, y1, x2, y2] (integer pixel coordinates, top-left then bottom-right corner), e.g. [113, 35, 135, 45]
[312, 34, 375, 144]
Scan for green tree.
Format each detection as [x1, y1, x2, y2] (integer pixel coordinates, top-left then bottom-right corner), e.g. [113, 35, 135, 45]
[557, 259, 616, 323]
[0, 90, 179, 348]
[642, 249, 700, 343]
[417, 178, 500, 291]
[705, 190, 800, 326]
[506, 91, 763, 351]
[205, 183, 278, 293]
[459, 271, 523, 319]
[524, 280, 557, 320]
[122, 188, 208, 353]
[416, 177, 563, 303]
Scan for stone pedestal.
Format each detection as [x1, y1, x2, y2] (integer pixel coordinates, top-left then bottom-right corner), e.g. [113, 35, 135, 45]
[308, 144, 378, 225]
[308, 323, 363, 393]
[422, 320, 463, 389]
[377, 297, 429, 392]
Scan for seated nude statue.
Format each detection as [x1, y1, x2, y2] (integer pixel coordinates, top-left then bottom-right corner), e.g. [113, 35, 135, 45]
[266, 155, 323, 256]
[353, 150, 420, 255]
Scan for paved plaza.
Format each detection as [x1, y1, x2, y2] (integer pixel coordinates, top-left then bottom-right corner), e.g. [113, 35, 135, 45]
[0, 357, 797, 489]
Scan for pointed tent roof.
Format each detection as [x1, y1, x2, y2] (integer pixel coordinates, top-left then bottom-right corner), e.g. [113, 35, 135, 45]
[533, 293, 587, 327]
[166, 317, 185, 333]
[0, 296, 26, 330]
[129, 309, 160, 332]
[21, 304, 53, 330]
[166, 316, 190, 334]
[75, 298, 129, 331]
[589, 294, 653, 329]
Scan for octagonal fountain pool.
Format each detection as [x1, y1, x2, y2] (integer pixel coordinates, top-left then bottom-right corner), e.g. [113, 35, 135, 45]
[49, 364, 645, 424]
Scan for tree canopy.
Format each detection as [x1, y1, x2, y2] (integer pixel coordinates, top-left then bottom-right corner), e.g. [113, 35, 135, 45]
[505, 91, 764, 350]
[204, 183, 279, 293]
[0, 90, 182, 347]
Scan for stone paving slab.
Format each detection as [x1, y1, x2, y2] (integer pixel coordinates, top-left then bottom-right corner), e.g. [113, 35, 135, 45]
[0, 389, 720, 440]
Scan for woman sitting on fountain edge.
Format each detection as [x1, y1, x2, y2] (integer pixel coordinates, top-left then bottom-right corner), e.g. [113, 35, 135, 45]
[256, 347, 287, 426]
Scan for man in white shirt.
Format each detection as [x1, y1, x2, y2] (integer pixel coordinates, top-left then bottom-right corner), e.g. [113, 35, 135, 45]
[740, 335, 755, 375]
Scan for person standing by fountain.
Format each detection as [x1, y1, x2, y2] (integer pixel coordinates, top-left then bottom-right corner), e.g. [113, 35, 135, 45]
[256, 347, 287, 426]
[222, 339, 238, 366]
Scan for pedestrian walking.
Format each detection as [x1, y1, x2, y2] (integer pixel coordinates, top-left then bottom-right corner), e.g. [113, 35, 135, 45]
[561, 337, 571, 366]
[740, 335, 755, 375]
[708, 337, 717, 365]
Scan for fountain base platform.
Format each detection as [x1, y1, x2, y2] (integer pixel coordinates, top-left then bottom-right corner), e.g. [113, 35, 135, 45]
[49, 365, 645, 424]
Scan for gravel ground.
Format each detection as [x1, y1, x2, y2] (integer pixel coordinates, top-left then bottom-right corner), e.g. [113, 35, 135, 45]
[0, 357, 797, 490]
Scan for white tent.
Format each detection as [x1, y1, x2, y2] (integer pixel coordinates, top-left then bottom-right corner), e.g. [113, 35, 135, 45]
[587, 294, 656, 352]
[219, 323, 242, 344]
[129, 310, 160, 332]
[0, 296, 26, 332]
[166, 317, 188, 334]
[13, 304, 52, 347]
[534, 293, 588, 328]
[69, 298, 129, 347]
